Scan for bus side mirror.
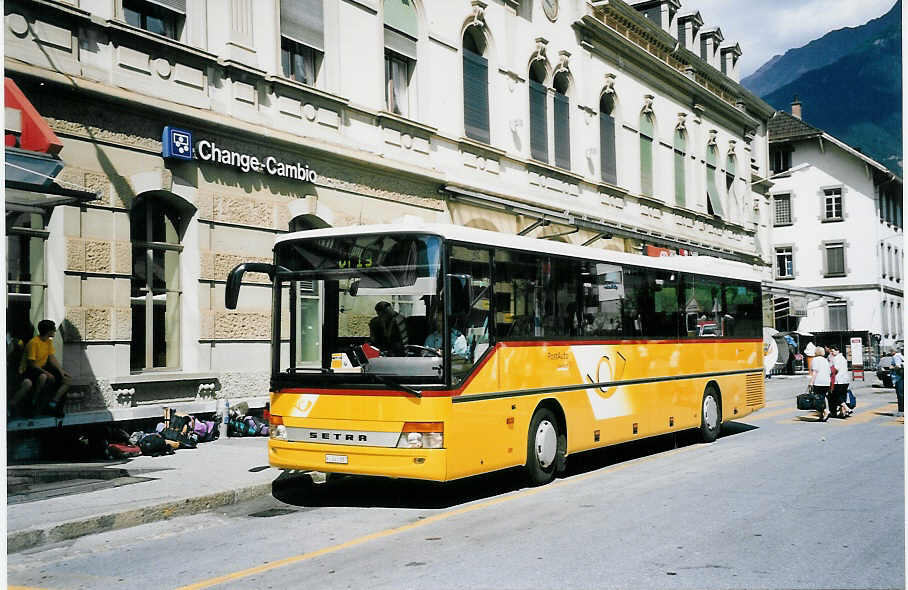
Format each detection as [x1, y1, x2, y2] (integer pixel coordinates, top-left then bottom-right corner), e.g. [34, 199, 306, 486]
[226, 262, 275, 309]
[446, 274, 472, 316]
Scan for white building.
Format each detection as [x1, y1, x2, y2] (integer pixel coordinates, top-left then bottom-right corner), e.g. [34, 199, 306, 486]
[5, 0, 774, 423]
[766, 99, 903, 352]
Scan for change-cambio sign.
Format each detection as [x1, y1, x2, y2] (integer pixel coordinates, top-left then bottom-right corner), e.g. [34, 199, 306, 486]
[162, 126, 317, 183]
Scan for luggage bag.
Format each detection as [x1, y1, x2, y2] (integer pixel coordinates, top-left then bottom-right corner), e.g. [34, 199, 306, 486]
[797, 391, 826, 411]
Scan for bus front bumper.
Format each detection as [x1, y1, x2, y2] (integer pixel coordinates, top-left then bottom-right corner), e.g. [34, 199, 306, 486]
[269, 440, 448, 481]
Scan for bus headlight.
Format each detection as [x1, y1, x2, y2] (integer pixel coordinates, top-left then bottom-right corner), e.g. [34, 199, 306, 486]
[269, 415, 287, 440]
[397, 422, 444, 449]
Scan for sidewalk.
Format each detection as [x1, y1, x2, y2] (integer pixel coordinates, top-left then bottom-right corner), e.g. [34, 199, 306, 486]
[7, 436, 317, 553]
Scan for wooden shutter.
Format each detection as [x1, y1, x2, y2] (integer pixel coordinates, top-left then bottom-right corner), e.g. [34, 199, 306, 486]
[529, 81, 548, 162]
[553, 93, 570, 170]
[463, 49, 490, 143]
[673, 130, 685, 207]
[640, 115, 654, 197]
[600, 112, 617, 184]
[706, 147, 724, 216]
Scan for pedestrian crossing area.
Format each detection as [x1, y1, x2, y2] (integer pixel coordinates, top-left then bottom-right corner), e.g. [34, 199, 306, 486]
[738, 397, 903, 427]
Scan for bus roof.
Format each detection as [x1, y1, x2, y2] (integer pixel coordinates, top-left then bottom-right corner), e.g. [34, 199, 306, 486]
[275, 224, 762, 283]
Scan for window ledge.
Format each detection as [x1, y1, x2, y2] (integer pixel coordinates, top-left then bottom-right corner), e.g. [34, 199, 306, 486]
[775, 276, 796, 281]
[376, 111, 438, 136]
[458, 136, 508, 158]
[824, 273, 847, 278]
[266, 75, 350, 108]
[821, 217, 844, 223]
[111, 371, 219, 387]
[773, 222, 794, 228]
[106, 20, 217, 62]
[526, 159, 585, 184]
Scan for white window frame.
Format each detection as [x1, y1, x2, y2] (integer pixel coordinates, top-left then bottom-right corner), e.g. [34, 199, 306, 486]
[775, 246, 794, 279]
[773, 193, 792, 226]
[822, 187, 843, 222]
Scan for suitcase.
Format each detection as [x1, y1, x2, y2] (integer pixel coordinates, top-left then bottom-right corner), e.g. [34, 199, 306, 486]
[797, 392, 825, 411]
[107, 442, 142, 459]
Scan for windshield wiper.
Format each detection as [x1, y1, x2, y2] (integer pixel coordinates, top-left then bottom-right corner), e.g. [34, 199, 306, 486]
[372, 374, 422, 398]
[287, 367, 334, 374]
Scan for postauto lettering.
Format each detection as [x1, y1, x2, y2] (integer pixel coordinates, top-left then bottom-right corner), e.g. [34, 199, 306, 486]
[195, 139, 317, 182]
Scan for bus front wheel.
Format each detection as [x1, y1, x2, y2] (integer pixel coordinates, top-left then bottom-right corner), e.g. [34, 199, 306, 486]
[699, 387, 721, 443]
[525, 408, 560, 485]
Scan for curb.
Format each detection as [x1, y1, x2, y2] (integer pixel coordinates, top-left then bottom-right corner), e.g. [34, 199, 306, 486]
[7, 482, 274, 554]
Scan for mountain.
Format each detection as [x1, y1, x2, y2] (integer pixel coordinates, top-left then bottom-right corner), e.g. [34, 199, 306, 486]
[742, 1, 902, 175]
[742, 1, 901, 97]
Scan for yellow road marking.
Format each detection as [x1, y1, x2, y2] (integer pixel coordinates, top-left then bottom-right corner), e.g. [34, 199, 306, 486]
[178, 444, 700, 590]
[746, 404, 803, 421]
[832, 402, 897, 425]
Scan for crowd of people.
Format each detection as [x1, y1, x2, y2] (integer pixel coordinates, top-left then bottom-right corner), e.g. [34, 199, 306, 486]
[807, 343, 903, 421]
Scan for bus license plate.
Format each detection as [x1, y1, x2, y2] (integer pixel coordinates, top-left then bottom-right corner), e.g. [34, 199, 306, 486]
[325, 454, 348, 464]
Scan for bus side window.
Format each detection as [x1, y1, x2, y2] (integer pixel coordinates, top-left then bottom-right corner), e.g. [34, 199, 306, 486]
[449, 245, 491, 384]
[581, 261, 623, 337]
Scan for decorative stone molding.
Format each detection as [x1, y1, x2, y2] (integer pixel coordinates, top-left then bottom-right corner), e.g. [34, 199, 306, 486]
[642, 94, 654, 114]
[602, 72, 616, 95]
[675, 112, 687, 131]
[468, 1, 487, 28]
[707, 129, 718, 146]
[531, 37, 548, 63]
[555, 50, 572, 76]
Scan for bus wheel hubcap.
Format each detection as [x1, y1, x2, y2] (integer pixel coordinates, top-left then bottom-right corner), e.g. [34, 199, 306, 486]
[704, 396, 718, 430]
[535, 420, 557, 469]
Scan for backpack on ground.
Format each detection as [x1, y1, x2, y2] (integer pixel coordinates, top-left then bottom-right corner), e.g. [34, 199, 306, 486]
[137, 433, 173, 456]
[243, 415, 269, 436]
[193, 419, 220, 442]
[107, 442, 142, 459]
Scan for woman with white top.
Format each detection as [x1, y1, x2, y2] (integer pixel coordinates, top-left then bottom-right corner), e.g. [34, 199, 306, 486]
[828, 344, 853, 418]
[809, 346, 832, 422]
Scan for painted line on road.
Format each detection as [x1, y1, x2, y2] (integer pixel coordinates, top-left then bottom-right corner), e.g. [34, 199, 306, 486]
[775, 401, 897, 425]
[745, 404, 803, 421]
[178, 444, 702, 590]
[830, 402, 897, 425]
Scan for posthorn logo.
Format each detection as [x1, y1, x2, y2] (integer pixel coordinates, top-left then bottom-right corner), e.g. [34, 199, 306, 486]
[162, 126, 193, 160]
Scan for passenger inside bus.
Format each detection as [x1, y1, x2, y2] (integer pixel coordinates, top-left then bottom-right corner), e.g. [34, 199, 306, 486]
[369, 301, 409, 356]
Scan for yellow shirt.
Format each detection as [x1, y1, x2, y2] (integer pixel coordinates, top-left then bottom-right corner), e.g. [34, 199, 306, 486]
[23, 336, 55, 371]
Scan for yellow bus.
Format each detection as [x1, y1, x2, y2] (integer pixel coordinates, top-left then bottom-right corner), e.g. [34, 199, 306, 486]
[226, 224, 764, 485]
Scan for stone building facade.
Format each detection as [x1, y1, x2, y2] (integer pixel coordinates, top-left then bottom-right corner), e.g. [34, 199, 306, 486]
[4, 0, 774, 420]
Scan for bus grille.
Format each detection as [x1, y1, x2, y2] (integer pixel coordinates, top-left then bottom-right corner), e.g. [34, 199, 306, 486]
[745, 374, 764, 407]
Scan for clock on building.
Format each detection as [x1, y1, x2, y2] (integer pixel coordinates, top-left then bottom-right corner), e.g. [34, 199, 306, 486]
[542, 0, 558, 21]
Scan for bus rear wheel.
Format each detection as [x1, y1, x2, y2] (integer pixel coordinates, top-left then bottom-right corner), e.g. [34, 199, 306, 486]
[699, 387, 721, 443]
[525, 408, 560, 485]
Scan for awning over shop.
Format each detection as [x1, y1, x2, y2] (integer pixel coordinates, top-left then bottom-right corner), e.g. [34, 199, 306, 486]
[5, 179, 98, 212]
[761, 281, 845, 301]
[442, 184, 760, 264]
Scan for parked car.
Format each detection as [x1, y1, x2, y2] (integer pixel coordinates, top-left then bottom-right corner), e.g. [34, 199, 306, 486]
[878, 355, 894, 388]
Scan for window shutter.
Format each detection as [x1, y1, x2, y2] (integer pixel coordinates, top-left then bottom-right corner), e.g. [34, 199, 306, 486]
[281, 0, 324, 52]
[529, 81, 548, 162]
[673, 131, 685, 207]
[553, 93, 571, 170]
[147, 0, 186, 13]
[600, 112, 617, 184]
[640, 115, 654, 197]
[383, 0, 418, 38]
[706, 148, 724, 216]
[463, 49, 490, 143]
[384, 27, 417, 61]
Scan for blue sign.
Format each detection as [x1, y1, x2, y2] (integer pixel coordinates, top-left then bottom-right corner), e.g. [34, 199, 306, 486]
[162, 126, 193, 160]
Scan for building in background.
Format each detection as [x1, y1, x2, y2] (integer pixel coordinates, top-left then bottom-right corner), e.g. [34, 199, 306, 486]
[4, 0, 773, 423]
[766, 98, 903, 360]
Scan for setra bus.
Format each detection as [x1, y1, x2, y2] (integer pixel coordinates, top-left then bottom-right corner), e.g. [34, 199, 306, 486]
[226, 224, 765, 485]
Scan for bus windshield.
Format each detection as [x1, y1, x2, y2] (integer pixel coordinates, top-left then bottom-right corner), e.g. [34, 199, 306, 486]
[274, 233, 444, 386]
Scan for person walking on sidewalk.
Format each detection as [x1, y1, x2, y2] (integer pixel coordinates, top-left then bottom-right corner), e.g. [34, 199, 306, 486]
[809, 346, 831, 421]
[21, 320, 71, 417]
[828, 345, 853, 418]
[892, 347, 904, 418]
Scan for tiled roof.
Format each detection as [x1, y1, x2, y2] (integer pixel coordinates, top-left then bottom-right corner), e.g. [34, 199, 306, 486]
[767, 110, 823, 142]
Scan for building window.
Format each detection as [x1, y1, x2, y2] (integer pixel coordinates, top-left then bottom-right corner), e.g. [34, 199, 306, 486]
[383, 0, 418, 117]
[824, 242, 845, 277]
[898, 303, 903, 338]
[131, 198, 182, 371]
[706, 144, 724, 216]
[384, 51, 412, 116]
[529, 61, 548, 163]
[462, 26, 489, 143]
[280, 0, 324, 85]
[6, 211, 46, 340]
[281, 38, 319, 85]
[673, 129, 686, 207]
[726, 153, 738, 218]
[123, 0, 184, 40]
[770, 148, 791, 173]
[599, 93, 617, 185]
[773, 193, 792, 225]
[639, 113, 654, 196]
[775, 246, 794, 279]
[823, 187, 843, 221]
[828, 302, 848, 331]
[553, 72, 571, 170]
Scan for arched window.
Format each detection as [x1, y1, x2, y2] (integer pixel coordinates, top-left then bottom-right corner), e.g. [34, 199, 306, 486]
[599, 93, 617, 184]
[705, 144, 724, 216]
[529, 60, 548, 162]
[639, 113, 654, 196]
[384, 0, 418, 117]
[462, 26, 489, 143]
[131, 198, 183, 370]
[673, 128, 686, 206]
[553, 72, 571, 170]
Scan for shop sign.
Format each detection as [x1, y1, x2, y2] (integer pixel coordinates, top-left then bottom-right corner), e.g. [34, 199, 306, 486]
[645, 245, 698, 258]
[789, 294, 808, 317]
[162, 126, 317, 183]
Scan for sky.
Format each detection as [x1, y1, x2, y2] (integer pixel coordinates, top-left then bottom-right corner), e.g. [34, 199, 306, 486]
[683, 0, 899, 77]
